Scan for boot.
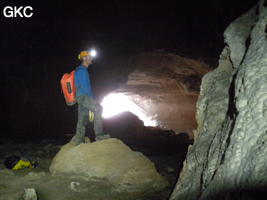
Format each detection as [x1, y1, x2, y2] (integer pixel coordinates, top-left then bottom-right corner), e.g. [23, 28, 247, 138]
[70, 135, 85, 145]
[95, 133, 110, 141]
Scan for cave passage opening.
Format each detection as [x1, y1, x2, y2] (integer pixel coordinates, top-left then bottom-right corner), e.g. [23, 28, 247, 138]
[101, 92, 157, 127]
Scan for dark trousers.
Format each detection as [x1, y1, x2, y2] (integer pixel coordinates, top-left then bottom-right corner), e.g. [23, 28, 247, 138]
[74, 95, 104, 141]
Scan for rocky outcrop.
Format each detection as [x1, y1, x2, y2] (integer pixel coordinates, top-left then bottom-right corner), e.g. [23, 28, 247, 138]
[49, 138, 168, 193]
[115, 53, 210, 136]
[170, 1, 267, 199]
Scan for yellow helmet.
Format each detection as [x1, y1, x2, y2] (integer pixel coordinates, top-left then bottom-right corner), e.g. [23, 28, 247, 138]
[78, 50, 90, 60]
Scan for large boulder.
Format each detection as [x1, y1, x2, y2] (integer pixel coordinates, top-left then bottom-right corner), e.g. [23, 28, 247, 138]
[49, 138, 168, 193]
[170, 1, 267, 200]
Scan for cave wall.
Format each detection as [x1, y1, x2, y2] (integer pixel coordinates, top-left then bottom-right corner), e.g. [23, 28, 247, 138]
[116, 53, 210, 136]
[170, 1, 267, 199]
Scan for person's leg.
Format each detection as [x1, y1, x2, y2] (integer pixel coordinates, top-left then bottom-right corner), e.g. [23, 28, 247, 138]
[75, 95, 109, 141]
[71, 103, 88, 144]
[94, 104, 104, 136]
[77, 95, 96, 111]
[94, 104, 110, 140]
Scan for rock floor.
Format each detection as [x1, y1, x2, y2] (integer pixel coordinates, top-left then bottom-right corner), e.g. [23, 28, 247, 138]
[0, 139, 184, 200]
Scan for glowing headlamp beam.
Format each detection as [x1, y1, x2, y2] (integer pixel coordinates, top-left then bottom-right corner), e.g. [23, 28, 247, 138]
[90, 49, 97, 57]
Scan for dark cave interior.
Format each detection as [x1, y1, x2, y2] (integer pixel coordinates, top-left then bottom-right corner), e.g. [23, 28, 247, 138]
[0, 0, 258, 140]
[0, 0, 262, 199]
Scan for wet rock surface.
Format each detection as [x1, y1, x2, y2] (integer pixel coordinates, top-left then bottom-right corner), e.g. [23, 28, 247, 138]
[170, 1, 267, 199]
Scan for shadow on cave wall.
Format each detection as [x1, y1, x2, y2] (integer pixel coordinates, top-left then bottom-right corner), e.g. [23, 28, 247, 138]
[103, 111, 193, 156]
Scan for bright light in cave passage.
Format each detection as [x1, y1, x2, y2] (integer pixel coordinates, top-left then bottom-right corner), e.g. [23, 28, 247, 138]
[101, 93, 157, 127]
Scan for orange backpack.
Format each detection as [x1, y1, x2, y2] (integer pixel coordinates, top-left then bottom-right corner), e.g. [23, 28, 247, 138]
[60, 70, 76, 106]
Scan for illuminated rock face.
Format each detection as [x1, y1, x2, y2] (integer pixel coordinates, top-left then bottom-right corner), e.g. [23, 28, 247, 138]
[113, 53, 210, 136]
[170, 2, 267, 199]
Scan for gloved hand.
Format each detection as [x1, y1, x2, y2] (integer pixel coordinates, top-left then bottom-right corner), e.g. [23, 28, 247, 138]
[88, 110, 94, 122]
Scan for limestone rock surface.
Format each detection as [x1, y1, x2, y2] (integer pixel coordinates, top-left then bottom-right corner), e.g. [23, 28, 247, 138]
[49, 138, 168, 193]
[22, 188, 37, 200]
[170, 1, 267, 199]
[115, 53, 210, 136]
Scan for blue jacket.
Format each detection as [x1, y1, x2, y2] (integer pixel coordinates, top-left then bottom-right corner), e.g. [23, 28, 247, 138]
[74, 65, 94, 98]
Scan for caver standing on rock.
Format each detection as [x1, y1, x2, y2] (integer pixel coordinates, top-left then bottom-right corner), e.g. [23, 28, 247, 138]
[71, 50, 110, 144]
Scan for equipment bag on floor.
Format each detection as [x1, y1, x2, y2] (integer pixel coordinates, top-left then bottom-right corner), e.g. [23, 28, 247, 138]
[4, 155, 37, 170]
